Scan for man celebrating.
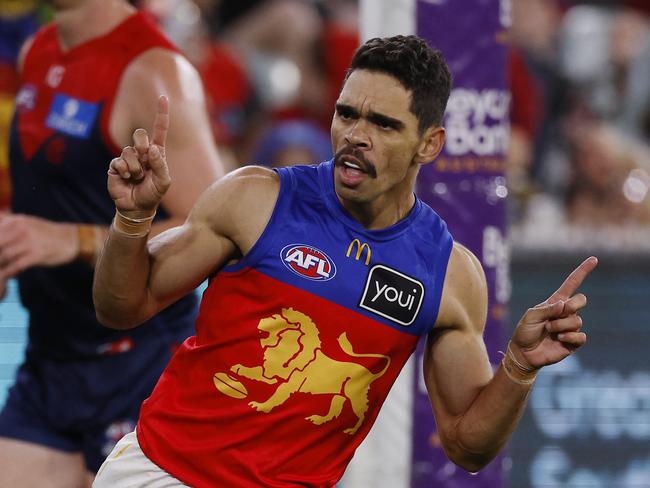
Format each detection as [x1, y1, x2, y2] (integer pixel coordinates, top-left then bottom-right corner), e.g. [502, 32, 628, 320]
[93, 35, 597, 487]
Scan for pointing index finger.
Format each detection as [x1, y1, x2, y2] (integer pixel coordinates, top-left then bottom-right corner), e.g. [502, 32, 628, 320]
[547, 256, 598, 303]
[152, 95, 169, 148]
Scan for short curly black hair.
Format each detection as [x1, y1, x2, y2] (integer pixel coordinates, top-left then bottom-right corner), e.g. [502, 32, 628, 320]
[346, 35, 452, 133]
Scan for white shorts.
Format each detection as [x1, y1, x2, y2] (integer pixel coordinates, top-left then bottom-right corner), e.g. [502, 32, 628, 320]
[93, 430, 189, 487]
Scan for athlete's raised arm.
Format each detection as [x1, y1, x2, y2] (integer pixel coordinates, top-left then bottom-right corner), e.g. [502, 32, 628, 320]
[93, 97, 279, 329]
[423, 245, 597, 472]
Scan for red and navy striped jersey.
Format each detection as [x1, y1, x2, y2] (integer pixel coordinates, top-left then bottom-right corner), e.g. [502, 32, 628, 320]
[8, 13, 195, 357]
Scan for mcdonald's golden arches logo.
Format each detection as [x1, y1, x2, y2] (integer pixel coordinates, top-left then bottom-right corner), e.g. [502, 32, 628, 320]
[346, 239, 371, 265]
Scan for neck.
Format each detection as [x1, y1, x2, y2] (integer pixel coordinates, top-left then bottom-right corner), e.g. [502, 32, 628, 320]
[342, 168, 419, 230]
[55, 0, 134, 51]
[344, 192, 416, 230]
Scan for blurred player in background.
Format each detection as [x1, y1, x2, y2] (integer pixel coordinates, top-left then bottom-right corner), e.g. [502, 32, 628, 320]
[0, 0, 42, 209]
[0, 0, 225, 486]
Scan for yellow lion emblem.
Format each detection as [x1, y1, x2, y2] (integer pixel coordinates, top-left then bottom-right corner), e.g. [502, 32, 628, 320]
[219, 308, 391, 435]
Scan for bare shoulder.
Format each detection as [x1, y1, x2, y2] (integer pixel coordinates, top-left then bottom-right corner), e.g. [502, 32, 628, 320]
[449, 243, 484, 281]
[191, 166, 281, 254]
[16, 35, 35, 73]
[121, 48, 200, 96]
[194, 165, 280, 215]
[110, 48, 204, 146]
[435, 242, 488, 334]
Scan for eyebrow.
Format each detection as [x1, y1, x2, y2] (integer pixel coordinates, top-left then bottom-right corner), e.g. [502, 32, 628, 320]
[335, 103, 405, 131]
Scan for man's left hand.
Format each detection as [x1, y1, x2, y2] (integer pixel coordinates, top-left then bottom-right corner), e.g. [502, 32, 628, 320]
[510, 256, 598, 369]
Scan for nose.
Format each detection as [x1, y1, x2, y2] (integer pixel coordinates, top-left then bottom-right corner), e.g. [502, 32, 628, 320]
[345, 121, 371, 149]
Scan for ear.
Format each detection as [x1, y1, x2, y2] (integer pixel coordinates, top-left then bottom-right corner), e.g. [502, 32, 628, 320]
[414, 126, 445, 165]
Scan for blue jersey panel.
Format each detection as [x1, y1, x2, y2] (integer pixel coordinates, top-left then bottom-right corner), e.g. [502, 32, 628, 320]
[225, 160, 453, 337]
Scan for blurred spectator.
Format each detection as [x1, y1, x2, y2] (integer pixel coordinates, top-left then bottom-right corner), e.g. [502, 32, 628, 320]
[565, 121, 650, 225]
[510, 0, 563, 62]
[609, 8, 650, 143]
[508, 0, 650, 249]
[212, 0, 358, 162]
[318, 0, 360, 123]
[558, 4, 650, 139]
[507, 47, 544, 204]
[139, 0, 359, 165]
[216, 0, 327, 121]
[199, 40, 254, 146]
[252, 119, 331, 167]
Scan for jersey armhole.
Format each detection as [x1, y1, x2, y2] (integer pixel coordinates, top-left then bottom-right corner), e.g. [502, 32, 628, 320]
[424, 231, 454, 336]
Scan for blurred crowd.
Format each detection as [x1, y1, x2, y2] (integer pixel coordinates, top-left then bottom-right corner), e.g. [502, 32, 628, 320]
[509, 0, 650, 250]
[137, 0, 357, 169]
[0, 0, 358, 200]
[2, 0, 650, 250]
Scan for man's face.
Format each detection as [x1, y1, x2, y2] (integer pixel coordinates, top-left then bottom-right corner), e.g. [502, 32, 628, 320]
[330, 69, 425, 206]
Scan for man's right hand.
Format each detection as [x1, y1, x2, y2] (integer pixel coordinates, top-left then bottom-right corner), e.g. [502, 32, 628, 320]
[108, 95, 171, 215]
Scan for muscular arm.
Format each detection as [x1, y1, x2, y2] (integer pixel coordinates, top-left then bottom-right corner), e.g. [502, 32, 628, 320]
[425, 245, 597, 472]
[93, 165, 279, 329]
[424, 244, 522, 472]
[0, 47, 226, 294]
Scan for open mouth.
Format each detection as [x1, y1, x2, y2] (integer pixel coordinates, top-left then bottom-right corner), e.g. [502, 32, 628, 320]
[334, 147, 376, 179]
[342, 158, 366, 176]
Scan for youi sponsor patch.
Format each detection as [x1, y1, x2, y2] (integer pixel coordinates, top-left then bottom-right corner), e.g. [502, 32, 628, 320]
[359, 265, 424, 326]
[45, 94, 99, 138]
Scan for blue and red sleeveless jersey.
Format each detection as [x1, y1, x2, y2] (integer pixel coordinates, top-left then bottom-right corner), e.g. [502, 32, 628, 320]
[8, 13, 196, 358]
[138, 160, 454, 487]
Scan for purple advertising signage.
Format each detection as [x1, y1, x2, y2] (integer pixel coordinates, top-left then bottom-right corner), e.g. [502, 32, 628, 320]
[412, 0, 511, 487]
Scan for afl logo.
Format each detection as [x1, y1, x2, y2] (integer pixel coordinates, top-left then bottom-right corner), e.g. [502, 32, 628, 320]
[281, 244, 336, 281]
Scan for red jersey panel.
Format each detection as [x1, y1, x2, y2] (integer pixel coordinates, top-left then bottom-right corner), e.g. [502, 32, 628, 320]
[139, 269, 418, 487]
[15, 12, 176, 160]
